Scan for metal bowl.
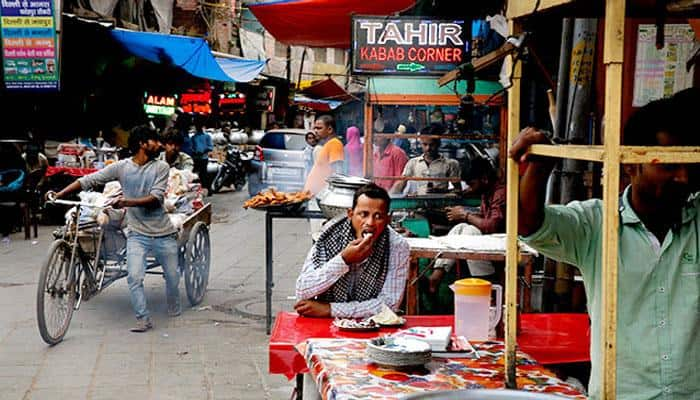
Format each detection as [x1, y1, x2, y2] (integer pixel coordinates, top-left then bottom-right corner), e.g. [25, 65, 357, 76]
[316, 175, 371, 219]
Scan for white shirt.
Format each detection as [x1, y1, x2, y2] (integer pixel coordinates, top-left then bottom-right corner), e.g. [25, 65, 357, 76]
[295, 227, 409, 318]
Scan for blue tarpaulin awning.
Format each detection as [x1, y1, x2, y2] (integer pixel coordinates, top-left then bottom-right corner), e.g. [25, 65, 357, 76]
[110, 29, 266, 82]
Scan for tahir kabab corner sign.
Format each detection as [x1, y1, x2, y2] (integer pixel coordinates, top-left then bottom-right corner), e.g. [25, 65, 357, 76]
[352, 17, 468, 75]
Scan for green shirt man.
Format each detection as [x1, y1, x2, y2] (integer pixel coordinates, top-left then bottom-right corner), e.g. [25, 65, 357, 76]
[521, 187, 699, 399]
[511, 88, 700, 399]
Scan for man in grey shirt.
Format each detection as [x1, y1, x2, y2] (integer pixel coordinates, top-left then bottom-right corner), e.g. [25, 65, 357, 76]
[49, 126, 181, 332]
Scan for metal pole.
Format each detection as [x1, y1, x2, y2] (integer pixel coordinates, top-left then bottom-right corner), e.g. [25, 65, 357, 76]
[265, 211, 273, 334]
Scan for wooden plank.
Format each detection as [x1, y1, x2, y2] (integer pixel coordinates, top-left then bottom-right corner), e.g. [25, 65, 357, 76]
[438, 42, 517, 87]
[523, 144, 700, 164]
[406, 257, 419, 315]
[504, 19, 522, 390]
[373, 133, 498, 140]
[372, 176, 461, 182]
[366, 94, 462, 105]
[529, 144, 605, 162]
[506, 0, 576, 19]
[620, 146, 700, 163]
[601, 0, 626, 398]
[409, 249, 534, 262]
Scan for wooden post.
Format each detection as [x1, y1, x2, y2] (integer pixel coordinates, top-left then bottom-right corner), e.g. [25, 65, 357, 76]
[363, 98, 373, 177]
[405, 257, 419, 315]
[504, 20, 522, 389]
[601, 0, 625, 398]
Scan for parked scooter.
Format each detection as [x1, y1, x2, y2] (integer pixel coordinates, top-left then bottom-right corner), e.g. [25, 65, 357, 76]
[210, 145, 252, 193]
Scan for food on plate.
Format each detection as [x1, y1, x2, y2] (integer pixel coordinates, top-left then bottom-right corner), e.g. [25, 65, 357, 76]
[243, 188, 312, 209]
[332, 318, 378, 330]
[369, 304, 405, 326]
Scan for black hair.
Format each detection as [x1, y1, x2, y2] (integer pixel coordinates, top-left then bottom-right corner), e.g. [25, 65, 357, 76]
[623, 88, 700, 146]
[128, 125, 159, 154]
[352, 183, 391, 211]
[161, 128, 184, 145]
[305, 131, 316, 140]
[316, 115, 335, 132]
[463, 157, 496, 182]
[193, 114, 208, 131]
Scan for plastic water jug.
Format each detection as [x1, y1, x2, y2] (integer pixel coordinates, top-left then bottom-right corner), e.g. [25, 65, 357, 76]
[450, 278, 502, 340]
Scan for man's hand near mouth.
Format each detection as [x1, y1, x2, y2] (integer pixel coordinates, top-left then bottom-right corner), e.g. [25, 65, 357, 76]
[341, 233, 374, 264]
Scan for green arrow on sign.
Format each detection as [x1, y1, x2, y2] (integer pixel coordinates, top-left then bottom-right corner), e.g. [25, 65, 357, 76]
[396, 62, 426, 72]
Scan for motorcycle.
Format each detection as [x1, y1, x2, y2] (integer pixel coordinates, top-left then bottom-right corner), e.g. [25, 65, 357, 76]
[210, 145, 253, 194]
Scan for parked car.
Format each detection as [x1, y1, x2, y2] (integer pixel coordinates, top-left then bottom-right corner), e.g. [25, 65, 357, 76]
[248, 129, 308, 196]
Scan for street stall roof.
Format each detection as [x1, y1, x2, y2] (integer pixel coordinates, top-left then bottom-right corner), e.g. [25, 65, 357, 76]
[300, 78, 353, 101]
[110, 29, 267, 82]
[244, 0, 416, 48]
[368, 77, 503, 96]
[293, 95, 344, 112]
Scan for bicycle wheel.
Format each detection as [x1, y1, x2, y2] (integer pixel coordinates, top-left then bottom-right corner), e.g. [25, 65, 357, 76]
[37, 240, 77, 345]
[184, 222, 210, 306]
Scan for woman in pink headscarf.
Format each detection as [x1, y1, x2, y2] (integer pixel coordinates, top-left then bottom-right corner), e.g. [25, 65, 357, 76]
[344, 126, 363, 176]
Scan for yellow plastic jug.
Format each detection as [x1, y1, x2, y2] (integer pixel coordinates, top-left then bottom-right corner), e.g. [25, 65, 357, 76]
[449, 278, 502, 340]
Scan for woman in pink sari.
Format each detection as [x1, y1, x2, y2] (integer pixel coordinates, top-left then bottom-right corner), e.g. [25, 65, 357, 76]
[344, 126, 363, 176]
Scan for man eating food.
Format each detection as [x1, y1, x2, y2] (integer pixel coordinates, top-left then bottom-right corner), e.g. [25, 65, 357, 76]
[294, 183, 409, 318]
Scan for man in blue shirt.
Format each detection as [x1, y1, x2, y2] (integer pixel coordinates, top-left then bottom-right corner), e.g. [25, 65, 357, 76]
[190, 118, 213, 195]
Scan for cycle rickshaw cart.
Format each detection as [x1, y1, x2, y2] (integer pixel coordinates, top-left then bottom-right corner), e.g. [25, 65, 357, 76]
[37, 199, 211, 345]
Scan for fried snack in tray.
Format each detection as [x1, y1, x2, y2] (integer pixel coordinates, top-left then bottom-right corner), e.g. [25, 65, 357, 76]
[243, 188, 312, 209]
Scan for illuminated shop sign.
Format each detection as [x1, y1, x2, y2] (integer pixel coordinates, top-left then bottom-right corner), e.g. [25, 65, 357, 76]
[351, 16, 468, 75]
[181, 90, 212, 115]
[143, 93, 177, 116]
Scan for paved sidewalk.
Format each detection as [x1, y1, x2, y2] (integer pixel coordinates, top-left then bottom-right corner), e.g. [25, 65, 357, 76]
[0, 188, 311, 399]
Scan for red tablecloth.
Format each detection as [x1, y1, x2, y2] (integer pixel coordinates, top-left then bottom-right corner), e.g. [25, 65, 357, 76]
[45, 166, 98, 177]
[299, 339, 586, 399]
[269, 312, 590, 379]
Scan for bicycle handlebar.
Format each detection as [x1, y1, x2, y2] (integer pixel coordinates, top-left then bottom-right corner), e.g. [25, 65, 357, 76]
[49, 199, 110, 209]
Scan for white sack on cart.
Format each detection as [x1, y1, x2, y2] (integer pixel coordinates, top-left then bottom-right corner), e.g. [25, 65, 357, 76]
[167, 168, 196, 197]
[168, 213, 189, 232]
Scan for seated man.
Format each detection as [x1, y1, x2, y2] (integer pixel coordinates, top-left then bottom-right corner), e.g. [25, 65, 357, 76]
[159, 129, 194, 171]
[295, 183, 409, 318]
[428, 157, 506, 291]
[390, 125, 460, 195]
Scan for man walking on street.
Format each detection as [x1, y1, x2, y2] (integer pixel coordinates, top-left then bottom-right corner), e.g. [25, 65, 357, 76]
[304, 115, 345, 195]
[48, 126, 181, 333]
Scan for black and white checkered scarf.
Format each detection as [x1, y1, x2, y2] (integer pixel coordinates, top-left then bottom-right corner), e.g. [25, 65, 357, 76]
[313, 217, 390, 303]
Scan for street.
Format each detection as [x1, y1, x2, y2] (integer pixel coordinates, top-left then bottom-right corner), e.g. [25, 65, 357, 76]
[0, 187, 307, 399]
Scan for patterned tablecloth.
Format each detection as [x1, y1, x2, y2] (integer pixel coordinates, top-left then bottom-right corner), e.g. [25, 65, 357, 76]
[299, 339, 586, 400]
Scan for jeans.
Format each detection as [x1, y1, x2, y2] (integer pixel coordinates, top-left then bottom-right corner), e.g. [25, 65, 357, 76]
[126, 232, 180, 320]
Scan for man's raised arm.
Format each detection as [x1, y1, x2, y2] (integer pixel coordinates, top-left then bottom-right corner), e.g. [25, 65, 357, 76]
[508, 128, 556, 236]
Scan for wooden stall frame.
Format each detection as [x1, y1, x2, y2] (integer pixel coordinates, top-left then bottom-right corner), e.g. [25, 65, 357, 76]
[505, 0, 700, 397]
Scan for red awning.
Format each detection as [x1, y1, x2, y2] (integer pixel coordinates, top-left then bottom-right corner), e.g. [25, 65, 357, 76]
[301, 78, 352, 101]
[246, 0, 416, 48]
